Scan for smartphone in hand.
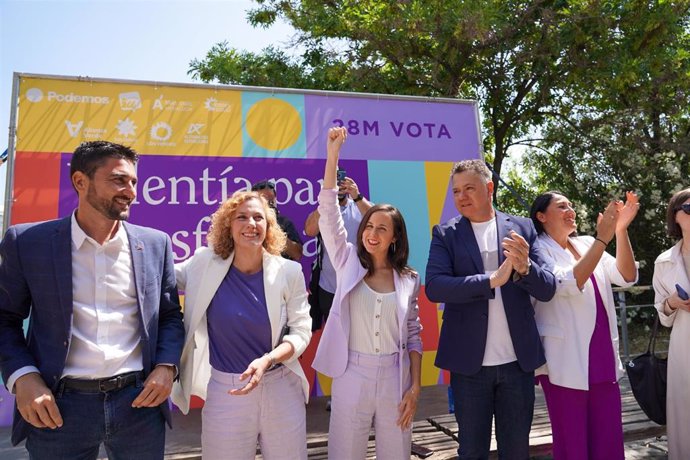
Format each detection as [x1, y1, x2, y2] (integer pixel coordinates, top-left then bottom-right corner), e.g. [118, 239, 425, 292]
[675, 283, 689, 300]
[337, 168, 347, 184]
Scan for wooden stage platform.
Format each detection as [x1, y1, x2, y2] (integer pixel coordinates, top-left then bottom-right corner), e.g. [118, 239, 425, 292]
[298, 377, 665, 459]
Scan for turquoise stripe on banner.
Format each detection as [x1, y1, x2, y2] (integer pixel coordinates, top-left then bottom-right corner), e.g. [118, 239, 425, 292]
[368, 161, 430, 284]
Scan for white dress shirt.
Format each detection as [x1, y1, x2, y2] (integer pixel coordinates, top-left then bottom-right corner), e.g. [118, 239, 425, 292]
[62, 213, 143, 378]
[319, 199, 362, 293]
[470, 217, 517, 366]
[348, 280, 399, 355]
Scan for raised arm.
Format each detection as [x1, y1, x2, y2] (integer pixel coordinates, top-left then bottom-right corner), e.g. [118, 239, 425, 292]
[613, 191, 639, 282]
[280, 217, 304, 261]
[317, 127, 354, 270]
[304, 210, 320, 237]
[571, 201, 619, 289]
[323, 127, 344, 190]
[340, 176, 373, 215]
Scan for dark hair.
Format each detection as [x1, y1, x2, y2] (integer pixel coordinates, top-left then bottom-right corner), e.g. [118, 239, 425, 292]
[451, 159, 492, 183]
[666, 188, 690, 240]
[356, 204, 416, 277]
[530, 190, 568, 235]
[70, 141, 139, 180]
[251, 180, 275, 192]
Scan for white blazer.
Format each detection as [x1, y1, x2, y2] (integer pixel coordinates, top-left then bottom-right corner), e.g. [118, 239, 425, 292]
[311, 188, 422, 398]
[534, 235, 638, 390]
[171, 247, 312, 414]
[653, 240, 690, 459]
[653, 241, 690, 327]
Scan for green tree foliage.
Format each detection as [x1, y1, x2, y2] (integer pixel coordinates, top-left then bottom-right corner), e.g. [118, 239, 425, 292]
[190, 0, 690, 285]
[526, 0, 690, 284]
[189, 0, 587, 199]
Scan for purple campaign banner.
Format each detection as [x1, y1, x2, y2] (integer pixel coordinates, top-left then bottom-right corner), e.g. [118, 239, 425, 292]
[58, 154, 369, 271]
[305, 95, 480, 161]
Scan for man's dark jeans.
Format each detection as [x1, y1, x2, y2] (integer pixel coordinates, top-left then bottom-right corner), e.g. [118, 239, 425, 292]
[26, 374, 165, 460]
[451, 361, 535, 460]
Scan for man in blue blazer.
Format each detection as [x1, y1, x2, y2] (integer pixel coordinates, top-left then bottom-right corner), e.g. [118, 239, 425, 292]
[0, 141, 184, 459]
[426, 160, 556, 459]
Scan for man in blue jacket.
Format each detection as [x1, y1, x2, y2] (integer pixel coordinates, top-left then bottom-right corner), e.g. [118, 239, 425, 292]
[0, 141, 184, 459]
[426, 159, 556, 459]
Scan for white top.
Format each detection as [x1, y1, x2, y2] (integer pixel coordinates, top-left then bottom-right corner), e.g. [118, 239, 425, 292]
[470, 218, 517, 366]
[319, 199, 362, 293]
[348, 280, 399, 355]
[63, 213, 143, 378]
[7, 214, 143, 391]
[534, 234, 636, 390]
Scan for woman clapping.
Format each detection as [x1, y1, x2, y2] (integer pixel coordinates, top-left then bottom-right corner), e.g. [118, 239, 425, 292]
[529, 191, 639, 459]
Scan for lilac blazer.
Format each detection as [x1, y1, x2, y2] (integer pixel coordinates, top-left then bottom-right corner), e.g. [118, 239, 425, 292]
[311, 189, 422, 397]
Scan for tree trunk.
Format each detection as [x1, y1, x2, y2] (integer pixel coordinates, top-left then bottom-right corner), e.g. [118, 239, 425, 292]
[492, 135, 505, 204]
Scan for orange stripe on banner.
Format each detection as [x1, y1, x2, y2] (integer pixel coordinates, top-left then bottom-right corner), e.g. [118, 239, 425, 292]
[300, 327, 321, 396]
[11, 152, 62, 225]
[189, 395, 204, 409]
[419, 285, 440, 350]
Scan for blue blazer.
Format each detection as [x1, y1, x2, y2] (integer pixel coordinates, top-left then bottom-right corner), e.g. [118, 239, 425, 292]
[425, 211, 556, 376]
[0, 216, 184, 445]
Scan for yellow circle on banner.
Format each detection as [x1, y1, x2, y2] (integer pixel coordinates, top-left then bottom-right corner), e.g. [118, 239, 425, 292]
[246, 99, 302, 151]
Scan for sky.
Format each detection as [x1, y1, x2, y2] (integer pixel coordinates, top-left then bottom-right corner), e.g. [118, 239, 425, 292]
[0, 0, 297, 212]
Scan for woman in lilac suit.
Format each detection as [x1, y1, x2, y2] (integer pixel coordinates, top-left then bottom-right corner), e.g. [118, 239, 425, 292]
[312, 127, 423, 459]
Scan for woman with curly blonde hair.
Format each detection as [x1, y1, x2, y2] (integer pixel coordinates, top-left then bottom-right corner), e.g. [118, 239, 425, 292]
[172, 190, 312, 460]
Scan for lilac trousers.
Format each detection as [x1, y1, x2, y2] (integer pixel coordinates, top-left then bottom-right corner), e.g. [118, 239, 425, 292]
[328, 351, 411, 460]
[202, 366, 307, 460]
[538, 375, 624, 460]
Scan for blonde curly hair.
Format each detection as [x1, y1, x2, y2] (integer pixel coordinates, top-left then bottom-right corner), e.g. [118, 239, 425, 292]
[207, 191, 287, 259]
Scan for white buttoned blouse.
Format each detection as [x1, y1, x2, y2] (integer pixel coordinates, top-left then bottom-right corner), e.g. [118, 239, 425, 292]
[347, 280, 399, 355]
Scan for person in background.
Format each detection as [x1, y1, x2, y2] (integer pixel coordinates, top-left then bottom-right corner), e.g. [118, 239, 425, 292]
[252, 179, 304, 261]
[172, 190, 311, 460]
[530, 191, 639, 459]
[0, 141, 184, 459]
[425, 159, 556, 459]
[652, 187, 690, 460]
[304, 162, 372, 330]
[312, 127, 422, 459]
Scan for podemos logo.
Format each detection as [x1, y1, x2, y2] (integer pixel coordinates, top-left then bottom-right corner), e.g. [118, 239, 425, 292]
[25, 88, 44, 102]
[46, 91, 110, 104]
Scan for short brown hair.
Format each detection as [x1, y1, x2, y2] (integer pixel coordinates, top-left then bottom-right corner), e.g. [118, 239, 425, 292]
[666, 188, 690, 240]
[70, 141, 138, 191]
[207, 191, 286, 259]
[451, 159, 492, 183]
